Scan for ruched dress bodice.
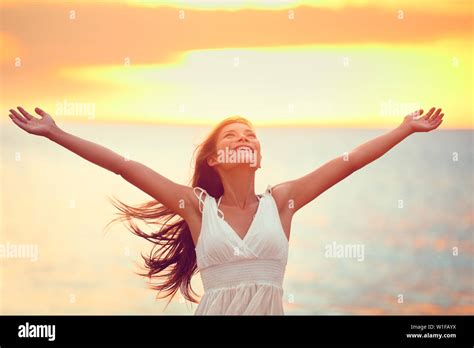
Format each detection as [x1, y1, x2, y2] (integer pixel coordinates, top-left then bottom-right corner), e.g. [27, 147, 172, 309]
[193, 185, 289, 315]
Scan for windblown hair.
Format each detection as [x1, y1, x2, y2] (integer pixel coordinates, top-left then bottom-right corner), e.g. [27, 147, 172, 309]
[104, 116, 254, 309]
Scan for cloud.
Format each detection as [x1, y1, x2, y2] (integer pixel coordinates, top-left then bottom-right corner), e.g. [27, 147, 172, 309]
[1, 3, 471, 71]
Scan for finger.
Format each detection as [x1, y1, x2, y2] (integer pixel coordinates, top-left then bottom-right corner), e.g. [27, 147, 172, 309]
[430, 108, 443, 123]
[410, 109, 423, 119]
[35, 107, 48, 118]
[10, 109, 28, 123]
[9, 114, 30, 132]
[432, 119, 443, 130]
[17, 106, 35, 121]
[432, 112, 444, 124]
[422, 107, 436, 120]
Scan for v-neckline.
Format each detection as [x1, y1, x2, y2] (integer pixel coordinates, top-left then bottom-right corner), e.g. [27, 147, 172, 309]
[215, 194, 263, 243]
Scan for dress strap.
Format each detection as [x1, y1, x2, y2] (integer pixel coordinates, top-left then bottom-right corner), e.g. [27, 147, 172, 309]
[193, 187, 208, 213]
[215, 196, 225, 219]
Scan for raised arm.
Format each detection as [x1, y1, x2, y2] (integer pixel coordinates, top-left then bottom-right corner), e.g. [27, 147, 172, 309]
[8, 106, 199, 219]
[272, 107, 444, 215]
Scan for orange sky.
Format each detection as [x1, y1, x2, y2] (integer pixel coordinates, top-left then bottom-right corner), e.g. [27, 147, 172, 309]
[0, 0, 472, 127]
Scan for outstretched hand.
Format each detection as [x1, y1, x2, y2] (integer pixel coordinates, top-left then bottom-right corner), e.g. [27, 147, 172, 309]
[402, 107, 444, 133]
[8, 106, 57, 137]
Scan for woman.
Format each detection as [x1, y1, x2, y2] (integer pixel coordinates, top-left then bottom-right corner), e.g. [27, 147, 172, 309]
[8, 106, 444, 315]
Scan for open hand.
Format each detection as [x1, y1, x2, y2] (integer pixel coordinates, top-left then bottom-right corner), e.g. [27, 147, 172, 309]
[402, 107, 444, 133]
[8, 106, 57, 137]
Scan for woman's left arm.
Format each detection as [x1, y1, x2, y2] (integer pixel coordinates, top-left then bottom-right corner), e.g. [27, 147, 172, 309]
[350, 107, 444, 169]
[272, 107, 444, 215]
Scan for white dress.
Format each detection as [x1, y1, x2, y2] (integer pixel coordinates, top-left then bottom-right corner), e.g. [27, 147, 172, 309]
[193, 185, 289, 315]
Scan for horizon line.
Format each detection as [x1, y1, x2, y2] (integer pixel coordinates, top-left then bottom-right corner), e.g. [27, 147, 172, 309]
[2, 118, 471, 130]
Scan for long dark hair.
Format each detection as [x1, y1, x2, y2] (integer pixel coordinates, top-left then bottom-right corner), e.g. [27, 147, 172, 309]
[104, 116, 254, 309]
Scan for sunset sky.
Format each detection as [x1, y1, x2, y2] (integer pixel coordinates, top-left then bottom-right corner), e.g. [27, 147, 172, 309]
[1, 1, 473, 317]
[0, 0, 472, 127]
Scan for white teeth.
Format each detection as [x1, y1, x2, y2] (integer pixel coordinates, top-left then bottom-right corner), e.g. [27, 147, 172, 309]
[236, 146, 252, 151]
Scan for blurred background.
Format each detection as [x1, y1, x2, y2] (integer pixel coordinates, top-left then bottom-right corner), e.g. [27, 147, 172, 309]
[0, 0, 472, 315]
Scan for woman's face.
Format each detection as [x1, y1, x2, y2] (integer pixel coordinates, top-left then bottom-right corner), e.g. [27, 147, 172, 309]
[209, 122, 262, 171]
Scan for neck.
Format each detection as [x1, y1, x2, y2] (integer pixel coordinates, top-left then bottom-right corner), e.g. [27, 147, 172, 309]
[218, 167, 257, 209]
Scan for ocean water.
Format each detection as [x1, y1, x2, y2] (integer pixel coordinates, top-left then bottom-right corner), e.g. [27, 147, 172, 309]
[0, 122, 472, 315]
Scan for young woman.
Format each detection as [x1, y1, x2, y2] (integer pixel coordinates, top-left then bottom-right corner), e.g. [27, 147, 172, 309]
[8, 106, 444, 315]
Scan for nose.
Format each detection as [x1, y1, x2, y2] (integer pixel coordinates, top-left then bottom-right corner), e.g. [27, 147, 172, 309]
[237, 133, 249, 142]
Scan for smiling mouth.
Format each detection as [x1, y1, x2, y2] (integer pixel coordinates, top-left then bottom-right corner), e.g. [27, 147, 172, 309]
[234, 145, 254, 152]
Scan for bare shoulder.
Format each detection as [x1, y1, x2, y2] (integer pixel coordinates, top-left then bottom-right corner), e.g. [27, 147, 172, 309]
[268, 181, 296, 218]
[267, 182, 294, 241]
[179, 186, 204, 220]
[184, 186, 208, 247]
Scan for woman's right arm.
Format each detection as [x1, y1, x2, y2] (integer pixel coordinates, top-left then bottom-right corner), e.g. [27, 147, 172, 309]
[8, 106, 200, 219]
